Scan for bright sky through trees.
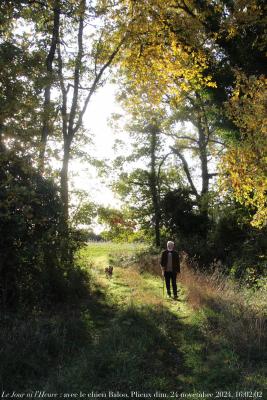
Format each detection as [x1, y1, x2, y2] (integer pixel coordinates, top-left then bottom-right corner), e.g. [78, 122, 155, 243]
[71, 83, 206, 211]
[71, 83, 123, 207]
[71, 83, 200, 210]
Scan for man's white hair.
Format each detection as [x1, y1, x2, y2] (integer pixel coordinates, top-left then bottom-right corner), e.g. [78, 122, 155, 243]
[167, 241, 174, 249]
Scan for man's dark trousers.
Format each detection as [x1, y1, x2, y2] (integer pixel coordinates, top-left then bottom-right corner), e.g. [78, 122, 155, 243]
[164, 271, 177, 297]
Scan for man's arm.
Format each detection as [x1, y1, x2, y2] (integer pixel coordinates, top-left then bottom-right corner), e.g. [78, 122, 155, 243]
[175, 251, 181, 273]
[160, 251, 165, 276]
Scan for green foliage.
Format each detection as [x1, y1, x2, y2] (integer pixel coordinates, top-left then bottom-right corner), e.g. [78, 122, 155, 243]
[0, 40, 43, 153]
[159, 188, 211, 265]
[0, 151, 61, 310]
[209, 202, 267, 283]
[159, 188, 267, 278]
[161, 188, 207, 237]
[71, 200, 97, 228]
[0, 151, 89, 311]
[97, 206, 138, 242]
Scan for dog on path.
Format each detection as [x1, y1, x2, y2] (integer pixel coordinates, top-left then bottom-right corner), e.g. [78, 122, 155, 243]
[105, 266, 113, 278]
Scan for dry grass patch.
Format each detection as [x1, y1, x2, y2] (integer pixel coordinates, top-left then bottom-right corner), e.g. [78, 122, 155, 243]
[180, 263, 267, 365]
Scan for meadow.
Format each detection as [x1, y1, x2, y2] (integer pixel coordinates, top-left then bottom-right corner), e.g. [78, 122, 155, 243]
[78, 241, 147, 263]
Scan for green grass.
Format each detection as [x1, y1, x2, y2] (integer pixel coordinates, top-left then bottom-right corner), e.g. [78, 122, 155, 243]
[77, 241, 147, 267]
[76, 244, 266, 395]
[1, 242, 266, 397]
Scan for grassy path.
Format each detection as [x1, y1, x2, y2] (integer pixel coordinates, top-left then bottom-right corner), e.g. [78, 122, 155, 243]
[78, 245, 196, 395]
[59, 243, 265, 399]
[1, 243, 265, 397]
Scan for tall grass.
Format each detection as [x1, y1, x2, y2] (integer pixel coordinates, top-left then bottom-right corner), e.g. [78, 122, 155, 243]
[135, 250, 267, 388]
[136, 250, 266, 363]
[179, 261, 267, 365]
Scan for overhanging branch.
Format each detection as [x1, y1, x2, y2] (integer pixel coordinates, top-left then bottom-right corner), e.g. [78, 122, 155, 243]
[170, 146, 200, 199]
[73, 35, 127, 135]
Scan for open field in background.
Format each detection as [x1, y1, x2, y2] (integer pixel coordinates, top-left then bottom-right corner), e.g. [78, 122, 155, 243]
[77, 241, 148, 267]
[1, 242, 266, 395]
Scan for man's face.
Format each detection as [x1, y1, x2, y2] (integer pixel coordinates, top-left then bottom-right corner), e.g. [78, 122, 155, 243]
[167, 243, 174, 251]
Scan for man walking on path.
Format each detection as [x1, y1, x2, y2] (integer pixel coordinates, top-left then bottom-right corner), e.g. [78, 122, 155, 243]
[160, 241, 180, 299]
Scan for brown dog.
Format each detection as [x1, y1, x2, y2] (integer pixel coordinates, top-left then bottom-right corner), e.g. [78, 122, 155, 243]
[105, 266, 113, 278]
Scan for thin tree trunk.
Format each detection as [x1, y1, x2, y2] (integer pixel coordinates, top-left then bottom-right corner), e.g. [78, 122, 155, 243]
[0, 123, 5, 153]
[57, 31, 70, 262]
[149, 128, 161, 247]
[195, 94, 211, 237]
[60, 138, 71, 262]
[39, 0, 60, 171]
[60, 139, 70, 228]
[59, 0, 85, 256]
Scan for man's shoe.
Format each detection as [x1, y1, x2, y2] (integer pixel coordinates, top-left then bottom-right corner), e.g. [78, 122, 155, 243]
[173, 295, 178, 300]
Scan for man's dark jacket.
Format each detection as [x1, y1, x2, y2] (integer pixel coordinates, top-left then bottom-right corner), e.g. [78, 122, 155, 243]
[160, 250, 180, 273]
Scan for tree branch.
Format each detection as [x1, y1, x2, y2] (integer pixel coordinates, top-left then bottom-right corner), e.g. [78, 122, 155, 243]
[170, 146, 200, 199]
[67, 83, 92, 91]
[57, 43, 68, 140]
[68, 0, 85, 142]
[156, 152, 173, 198]
[209, 139, 226, 146]
[39, 0, 60, 169]
[174, 135, 199, 143]
[128, 180, 149, 187]
[73, 34, 127, 135]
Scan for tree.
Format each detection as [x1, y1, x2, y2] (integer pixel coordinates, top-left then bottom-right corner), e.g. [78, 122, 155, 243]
[167, 88, 228, 232]
[112, 109, 183, 247]
[0, 31, 44, 155]
[110, 0, 266, 229]
[108, 1, 228, 231]
[97, 206, 136, 242]
[70, 198, 97, 229]
[54, 0, 128, 259]
[39, 0, 60, 170]
[1, 0, 131, 261]
[160, 187, 207, 243]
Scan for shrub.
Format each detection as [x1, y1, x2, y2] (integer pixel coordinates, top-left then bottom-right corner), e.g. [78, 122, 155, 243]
[0, 151, 90, 312]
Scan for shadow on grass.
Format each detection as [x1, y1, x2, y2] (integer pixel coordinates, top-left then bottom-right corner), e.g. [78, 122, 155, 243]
[1, 279, 265, 395]
[198, 294, 267, 375]
[43, 286, 257, 394]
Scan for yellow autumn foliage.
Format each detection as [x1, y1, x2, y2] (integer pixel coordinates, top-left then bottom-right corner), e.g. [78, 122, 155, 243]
[110, 0, 217, 106]
[221, 74, 267, 228]
[102, 0, 266, 228]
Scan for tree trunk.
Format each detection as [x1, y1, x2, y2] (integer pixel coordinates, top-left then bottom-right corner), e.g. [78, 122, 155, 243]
[149, 128, 161, 247]
[56, 0, 125, 261]
[39, 1, 60, 171]
[196, 104, 210, 237]
[59, 138, 71, 262]
[0, 123, 5, 153]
